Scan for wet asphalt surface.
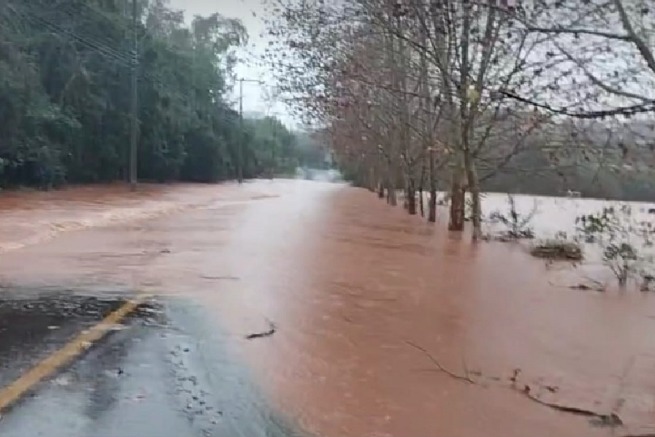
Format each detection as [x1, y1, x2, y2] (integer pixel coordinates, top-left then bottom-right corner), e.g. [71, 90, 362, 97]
[0, 292, 300, 437]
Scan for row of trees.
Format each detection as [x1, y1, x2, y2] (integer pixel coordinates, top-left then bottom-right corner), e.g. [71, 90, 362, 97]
[0, 0, 309, 189]
[265, 0, 655, 239]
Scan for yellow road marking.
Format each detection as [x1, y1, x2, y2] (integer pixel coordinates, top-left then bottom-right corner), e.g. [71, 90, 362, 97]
[0, 294, 150, 412]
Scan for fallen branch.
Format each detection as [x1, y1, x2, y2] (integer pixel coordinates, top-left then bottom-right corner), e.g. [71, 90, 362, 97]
[515, 384, 622, 427]
[405, 340, 475, 384]
[200, 275, 240, 281]
[583, 275, 608, 291]
[530, 240, 583, 261]
[404, 343, 624, 426]
[548, 280, 606, 292]
[245, 319, 276, 340]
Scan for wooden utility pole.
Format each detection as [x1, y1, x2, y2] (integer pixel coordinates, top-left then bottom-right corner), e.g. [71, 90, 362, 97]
[238, 78, 244, 184]
[129, 0, 138, 191]
[271, 115, 276, 171]
[237, 78, 263, 184]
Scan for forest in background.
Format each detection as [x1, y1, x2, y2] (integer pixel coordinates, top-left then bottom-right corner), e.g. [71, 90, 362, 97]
[0, 0, 325, 189]
[480, 119, 655, 201]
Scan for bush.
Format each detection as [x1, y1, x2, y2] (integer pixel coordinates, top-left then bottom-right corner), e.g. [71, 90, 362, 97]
[576, 205, 655, 288]
[488, 194, 537, 240]
[530, 239, 583, 261]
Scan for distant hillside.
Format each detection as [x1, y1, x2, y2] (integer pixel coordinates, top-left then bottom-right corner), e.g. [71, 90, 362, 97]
[481, 119, 655, 201]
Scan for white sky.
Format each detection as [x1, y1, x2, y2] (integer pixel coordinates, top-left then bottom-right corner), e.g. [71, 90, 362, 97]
[167, 0, 294, 126]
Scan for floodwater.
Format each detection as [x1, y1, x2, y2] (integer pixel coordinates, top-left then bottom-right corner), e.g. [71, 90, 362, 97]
[1, 180, 655, 436]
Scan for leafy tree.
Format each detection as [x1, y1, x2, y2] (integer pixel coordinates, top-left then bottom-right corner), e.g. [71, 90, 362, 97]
[0, 0, 304, 188]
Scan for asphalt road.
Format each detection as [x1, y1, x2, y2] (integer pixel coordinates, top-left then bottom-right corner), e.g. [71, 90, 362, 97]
[0, 292, 300, 437]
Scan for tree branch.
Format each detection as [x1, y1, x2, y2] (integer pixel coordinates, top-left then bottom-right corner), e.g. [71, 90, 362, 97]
[405, 340, 475, 384]
[499, 90, 655, 118]
[525, 26, 632, 42]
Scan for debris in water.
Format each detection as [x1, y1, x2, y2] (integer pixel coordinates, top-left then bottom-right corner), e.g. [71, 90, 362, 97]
[405, 340, 475, 384]
[52, 375, 71, 386]
[514, 383, 623, 427]
[245, 319, 276, 340]
[200, 275, 240, 281]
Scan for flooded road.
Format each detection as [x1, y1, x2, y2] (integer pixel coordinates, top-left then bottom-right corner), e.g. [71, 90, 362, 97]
[0, 180, 655, 436]
[0, 293, 296, 437]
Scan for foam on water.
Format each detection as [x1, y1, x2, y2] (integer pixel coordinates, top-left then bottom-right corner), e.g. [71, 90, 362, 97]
[0, 185, 224, 254]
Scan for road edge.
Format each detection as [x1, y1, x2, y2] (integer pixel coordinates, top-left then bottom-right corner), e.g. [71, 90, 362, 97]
[0, 294, 150, 412]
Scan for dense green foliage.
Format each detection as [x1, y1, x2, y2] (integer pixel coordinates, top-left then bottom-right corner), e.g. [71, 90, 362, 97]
[0, 0, 304, 188]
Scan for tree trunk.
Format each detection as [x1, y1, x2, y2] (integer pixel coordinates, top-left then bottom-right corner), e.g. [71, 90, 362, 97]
[418, 159, 426, 218]
[464, 150, 482, 240]
[428, 189, 437, 222]
[407, 180, 417, 215]
[378, 182, 385, 199]
[619, 267, 628, 288]
[448, 169, 465, 231]
[452, 0, 471, 234]
[368, 168, 375, 192]
[428, 149, 437, 223]
[389, 190, 397, 206]
[419, 187, 424, 217]
[386, 178, 397, 206]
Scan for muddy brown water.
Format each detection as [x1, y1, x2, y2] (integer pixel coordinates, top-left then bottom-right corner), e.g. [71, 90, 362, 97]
[0, 180, 654, 436]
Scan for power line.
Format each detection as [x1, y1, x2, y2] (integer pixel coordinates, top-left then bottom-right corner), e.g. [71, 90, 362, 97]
[77, 1, 132, 33]
[9, 3, 169, 88]
[62, 1, 187, 57]
[10, 5, 133, 67]
[41, 2, 215, 86]
[57, 1, 154, 49]
[6, 2, 227, 96]
[129, 0, 138, 190]
[54, 3, 133, 54]
[13, 2, 129, 61]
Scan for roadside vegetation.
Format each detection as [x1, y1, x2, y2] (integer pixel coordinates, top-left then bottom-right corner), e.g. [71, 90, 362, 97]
[263, 0, 655, 290]
[264, 0, 655, 239]
[0, 0, 325, 189]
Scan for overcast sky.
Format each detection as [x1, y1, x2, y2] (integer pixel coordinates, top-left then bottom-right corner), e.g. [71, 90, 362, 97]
[167, 0, 293, 125]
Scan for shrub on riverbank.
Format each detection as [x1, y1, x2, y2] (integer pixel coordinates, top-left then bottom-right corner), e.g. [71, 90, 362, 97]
[530, 240, 583, 261]
[577, 205, 655, 288]
[487, 194, 537, 240]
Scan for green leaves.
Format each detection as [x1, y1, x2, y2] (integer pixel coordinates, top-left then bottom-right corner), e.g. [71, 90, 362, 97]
[0, 0, 302, 186]
[576, 204, 655, 287]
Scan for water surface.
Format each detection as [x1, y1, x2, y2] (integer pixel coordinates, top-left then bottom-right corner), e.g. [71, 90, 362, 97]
[1, 181, 654, 436]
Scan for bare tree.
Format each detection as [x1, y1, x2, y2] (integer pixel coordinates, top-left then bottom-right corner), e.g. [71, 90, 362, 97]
[263, 0, 649, 240]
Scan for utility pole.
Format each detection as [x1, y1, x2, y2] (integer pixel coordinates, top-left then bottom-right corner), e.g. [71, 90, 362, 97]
[129, 0, 138, 191]
[237, 78, 263, 184]
[271, 116, 276, 170]
[238, 78, 244, 184]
